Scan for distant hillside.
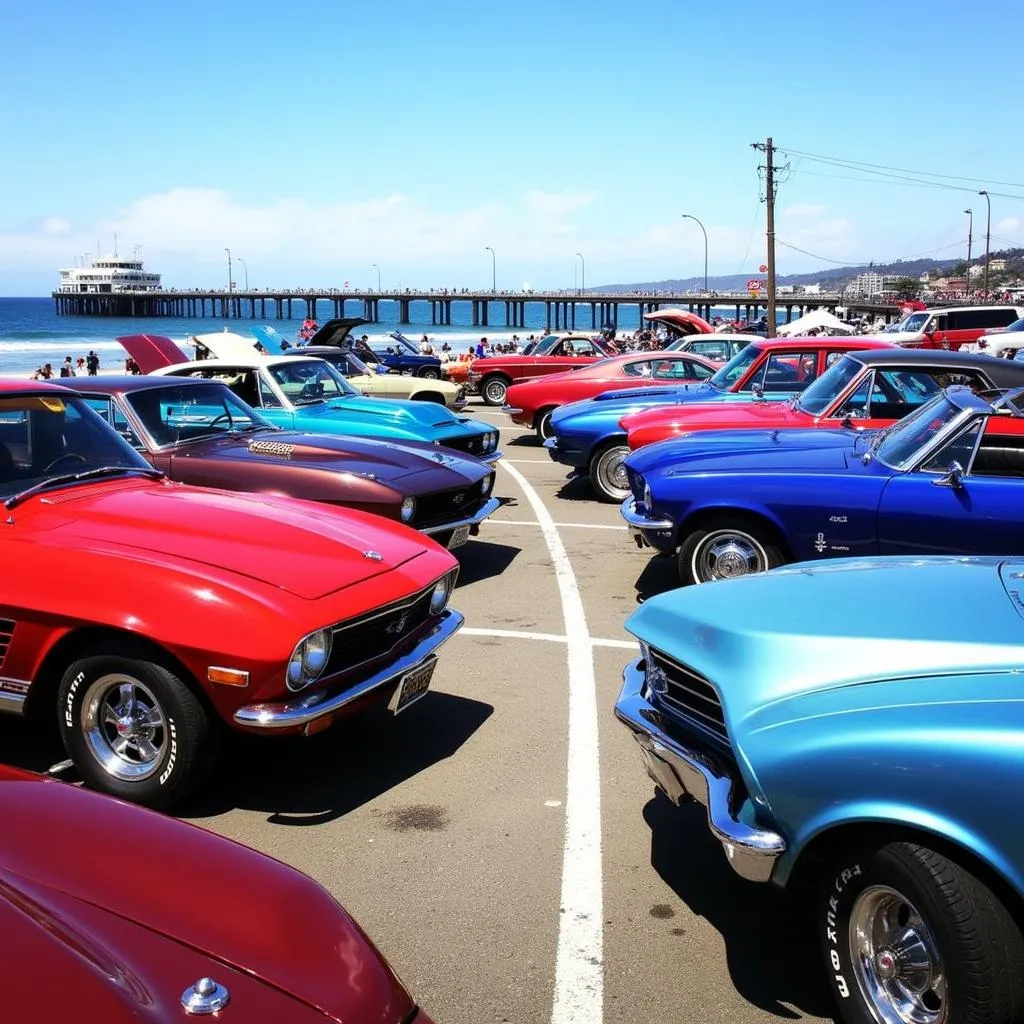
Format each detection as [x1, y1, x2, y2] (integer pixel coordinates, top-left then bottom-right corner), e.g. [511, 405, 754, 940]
[598, 257, 962, 293]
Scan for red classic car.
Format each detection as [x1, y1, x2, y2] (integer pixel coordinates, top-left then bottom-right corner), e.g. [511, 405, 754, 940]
[72, 376, 498, 551]
[503, 351, 720, 440]
[0, 763, 435, 1023]
[622, 347, 1021, 449]
[641, 309, 714, 337]
[468, 332, 615, 405]
[0, 380, 462, 807]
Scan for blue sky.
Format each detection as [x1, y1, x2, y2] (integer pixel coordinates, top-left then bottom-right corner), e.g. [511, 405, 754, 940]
[3, 0, 1023, 295]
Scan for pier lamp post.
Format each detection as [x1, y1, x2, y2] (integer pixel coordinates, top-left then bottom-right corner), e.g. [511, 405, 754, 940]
[237, 257, 248, 292]
[681, 214, 708, 293]
[485, 247, 496, 293]
[576, 252, 585, 295]
[224, 248, 232, 291]
[371, 263, 381, 292]
[977, 191, 992, 297]
[964, 210, 973, 295]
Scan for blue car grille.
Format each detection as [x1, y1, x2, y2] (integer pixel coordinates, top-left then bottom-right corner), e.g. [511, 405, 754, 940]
[412, 479, 489, 529]
[649, 648, 728, 745]
[440, 433, 489, 457]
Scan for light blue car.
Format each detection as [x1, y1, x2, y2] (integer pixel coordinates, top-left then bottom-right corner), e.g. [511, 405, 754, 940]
[152, 353, 501, 461]
[616, 556, 1024, 1024]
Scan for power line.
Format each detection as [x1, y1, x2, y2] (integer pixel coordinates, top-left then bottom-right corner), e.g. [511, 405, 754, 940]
[777, 237, 967, 267]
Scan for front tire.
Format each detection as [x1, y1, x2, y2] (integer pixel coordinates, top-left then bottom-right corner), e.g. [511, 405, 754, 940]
[589, 442, 631, 503]
[819, 841, 1024, 1024]
[58, 654, 217, 808]
[419, 367, 441, 379]
[536, 408, 556, 442]
[482, 376, 509, 406]
[677, 517, 782, 584]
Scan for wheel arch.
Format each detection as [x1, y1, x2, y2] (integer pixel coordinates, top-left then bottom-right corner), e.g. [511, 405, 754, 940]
[25, 627, 209, 722]
[586, 432, 628, 467]
[410, 391, 447, 404]
[676, 504, 794, 558]
[533, 404, 558, 430]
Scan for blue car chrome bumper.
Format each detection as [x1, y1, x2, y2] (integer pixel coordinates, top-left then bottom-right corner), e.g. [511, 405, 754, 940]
[544, 435, 588, 468]
[614, 658, 785, 883]
[620, 498, 675, 550]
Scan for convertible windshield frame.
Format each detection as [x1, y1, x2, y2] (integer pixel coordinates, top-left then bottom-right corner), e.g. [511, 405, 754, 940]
[874, 393, 975, 471]
[267, 358, 361, 406]
[795, 355, 865, 416]
[708, 344, 760, 390]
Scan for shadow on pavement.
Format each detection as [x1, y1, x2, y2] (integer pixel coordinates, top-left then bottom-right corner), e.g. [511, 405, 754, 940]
[180, 690, 493, 823]
[454, 539, 520, 587]
[506, 434, 541, 448]
[634, 552, 680, 602]
[644, 793, 834, 1020]
[554, 474, 601, 503]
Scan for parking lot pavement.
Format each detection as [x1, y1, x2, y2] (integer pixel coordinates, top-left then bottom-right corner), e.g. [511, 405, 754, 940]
[3, 402, 835, 1024]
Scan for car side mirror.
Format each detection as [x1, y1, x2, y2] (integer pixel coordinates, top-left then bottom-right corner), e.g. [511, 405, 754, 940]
[932, 460, 965, 488]
[751, 381, 765, 400]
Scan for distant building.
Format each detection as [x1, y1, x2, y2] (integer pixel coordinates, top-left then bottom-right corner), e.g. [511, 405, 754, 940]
[777, 285, 795, 294]
[988, 258, 1008, 273]
[800, 283, 822, 295]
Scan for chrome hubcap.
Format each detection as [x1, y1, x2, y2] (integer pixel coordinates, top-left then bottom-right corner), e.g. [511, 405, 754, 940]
[693, 530, 766, 581]
[81, 675, 167, 781]
[851, 886, 946, 1024]
[485, 380, 506, 403]
[596, 446, 630, 499]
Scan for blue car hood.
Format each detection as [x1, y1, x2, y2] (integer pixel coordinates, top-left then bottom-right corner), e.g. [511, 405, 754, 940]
[626, 428, 861, 478]
[627, 556, 1024, 739]
[300, 394, 460, 428]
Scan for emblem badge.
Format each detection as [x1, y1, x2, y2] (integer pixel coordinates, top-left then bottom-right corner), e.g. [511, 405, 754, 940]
[362, 550, 384, 561]
[385, 613, 409, 635]
[452, 493, 465, 506]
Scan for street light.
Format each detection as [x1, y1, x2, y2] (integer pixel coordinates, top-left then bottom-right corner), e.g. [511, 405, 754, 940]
[485, 246, 496, 293]
[978, 190, 992, 297]
[576, 252, 585, 295]
[681, 214, 708, 292]
[371, 263, 381, 292]
[237, 257, 248, 291]
[963, 210, 973, 295]
[224, 248, 232, 291]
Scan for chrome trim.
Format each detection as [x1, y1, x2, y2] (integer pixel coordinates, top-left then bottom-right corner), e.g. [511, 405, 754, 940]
[234, 609, 464, 729]
[620, 497, 675, 532]
[479, 449, 503, 464]
[614, 658, 785, 883]
[543, 438, 559, 449]
[0, 677, 29, 715]
[500, 404, 523, 415]
[452, 398, 468, 411]
[420, 496, 500, 536]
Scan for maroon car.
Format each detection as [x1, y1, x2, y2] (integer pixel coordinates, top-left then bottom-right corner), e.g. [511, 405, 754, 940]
[0, 763, 435, 1022]
[73, 376, 498, 550]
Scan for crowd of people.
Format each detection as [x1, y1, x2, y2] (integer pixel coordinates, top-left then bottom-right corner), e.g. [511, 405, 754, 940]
[32, 351, 103, 380]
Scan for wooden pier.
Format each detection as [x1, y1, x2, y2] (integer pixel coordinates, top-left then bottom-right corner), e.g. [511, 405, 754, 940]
[51, 288, 902, 330]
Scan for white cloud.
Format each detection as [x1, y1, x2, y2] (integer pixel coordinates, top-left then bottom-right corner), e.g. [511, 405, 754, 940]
[41, 217, 71, 236]
[783, 202, 827, 219]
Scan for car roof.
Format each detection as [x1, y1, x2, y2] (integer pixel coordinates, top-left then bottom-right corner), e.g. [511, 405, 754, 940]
[71, 375, 230, 394]
[843, 348, 1024, 377]
[752, 337, 892, 351]
[0, 379, 74, 396]
[155, 356, 313, 372]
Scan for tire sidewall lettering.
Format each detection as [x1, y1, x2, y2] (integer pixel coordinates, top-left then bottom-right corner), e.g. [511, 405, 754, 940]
[158, 717, 178, 786]
[824, 861, 862, 1001]
[64, 670, 86, 728]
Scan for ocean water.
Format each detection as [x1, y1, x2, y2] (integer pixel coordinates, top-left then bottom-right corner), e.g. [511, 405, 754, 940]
[0, 296, 776, 376]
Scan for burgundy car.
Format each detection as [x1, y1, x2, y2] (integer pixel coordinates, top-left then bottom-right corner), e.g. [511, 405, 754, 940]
[0, 763, 435, 1022]
[74, 376, 499, 550]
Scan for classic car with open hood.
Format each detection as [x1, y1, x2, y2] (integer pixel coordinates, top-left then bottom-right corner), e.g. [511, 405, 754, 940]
[615, 555, 1024, 1024]
[72, 376, 497, 550]
[118, 335, 501, 461]
[623, 385, 1024, 584]
[621, 348, 1024, 450]
[545, 337, 891, 502]
[0, 762, 436, 1022]
[0, 379, 463, 807]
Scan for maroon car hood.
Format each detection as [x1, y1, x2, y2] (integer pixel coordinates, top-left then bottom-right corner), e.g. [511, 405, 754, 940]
[118, 334, 189, 372]
[25, 480, 428, 599]
[0, 776, 414, 1023]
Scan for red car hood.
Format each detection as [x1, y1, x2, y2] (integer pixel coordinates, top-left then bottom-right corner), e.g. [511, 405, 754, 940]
[623, 399, 808, 446]
[0, 773, 414, 1023]
[24, 479, 429, 600]
[118, 334, 190, 372]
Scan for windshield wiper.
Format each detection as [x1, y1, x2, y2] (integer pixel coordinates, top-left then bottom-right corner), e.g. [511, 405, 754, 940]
[5, 466, 164, 510]
[231, 423, 275, 433]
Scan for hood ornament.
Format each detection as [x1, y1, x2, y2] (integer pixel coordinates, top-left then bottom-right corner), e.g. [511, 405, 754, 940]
[182, 977, 229, 1015]
[362, 550, 384, 561]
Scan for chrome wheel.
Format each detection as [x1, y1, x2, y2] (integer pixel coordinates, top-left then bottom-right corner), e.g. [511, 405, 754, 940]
[691, 529, 768, 581]
[592, 445, 631, 502]
[850, 885, 946, 1024]
[483, 378, 508, 405]
[81, 674, 168, 781]
[419, 367, 441, 379]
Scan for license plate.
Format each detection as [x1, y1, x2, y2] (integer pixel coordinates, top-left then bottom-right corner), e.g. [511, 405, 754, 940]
[390, 657, 437, 715]
[447, 524, 471, 549]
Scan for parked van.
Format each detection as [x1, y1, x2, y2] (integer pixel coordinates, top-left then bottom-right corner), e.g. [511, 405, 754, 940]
[886, 305, 1024, 349]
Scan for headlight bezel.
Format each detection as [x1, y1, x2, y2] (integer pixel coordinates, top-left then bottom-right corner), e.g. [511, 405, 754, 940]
[429, 569, 458, 616]
[400, 496, 416, 522]
[286, 627, 334, 691]
[642, 477, 653, 509]
[481, 473, 494, 496]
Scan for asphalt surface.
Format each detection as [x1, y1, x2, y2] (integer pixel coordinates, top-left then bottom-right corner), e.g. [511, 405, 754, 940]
[2, 401, 836, 1024]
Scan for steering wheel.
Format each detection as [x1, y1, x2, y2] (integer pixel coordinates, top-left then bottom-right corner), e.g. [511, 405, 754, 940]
[43, 453, 88, 472]
[207, 413, 232, 428]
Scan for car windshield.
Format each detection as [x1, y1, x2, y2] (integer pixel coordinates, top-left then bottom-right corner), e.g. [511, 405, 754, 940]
[874, 394, 965, 468]
[388, 335, 419, 354]
[796, 355, 863, 415]
[531, 335, 561, 356]
[0, 393, 151, 500]
[125, 383, 274, 447]
[267, 359, 359, 405]
[896, 312, 930, 333]
[708, 345, 760, 389]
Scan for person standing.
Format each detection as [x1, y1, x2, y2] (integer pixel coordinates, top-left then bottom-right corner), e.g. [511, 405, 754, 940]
[59, 356, 75, 378]
[86, 350, 100, 375]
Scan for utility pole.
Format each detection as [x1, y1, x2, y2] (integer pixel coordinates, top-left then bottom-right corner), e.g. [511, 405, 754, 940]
[751, 137, 778, 338]
[964, 209, 973, 295]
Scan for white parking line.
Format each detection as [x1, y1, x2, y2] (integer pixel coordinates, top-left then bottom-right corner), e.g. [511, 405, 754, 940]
[459, 627, 638, 650]
[502, 459, 551, 465]
[491, 519, 627, 532]
[499, 461, 603, 1024]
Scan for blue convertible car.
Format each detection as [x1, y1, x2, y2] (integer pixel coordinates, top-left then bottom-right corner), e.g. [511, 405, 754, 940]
[546, 337, 888, 502]
[615, 554, 1024, 1024]
[623, 385, 1024, 584]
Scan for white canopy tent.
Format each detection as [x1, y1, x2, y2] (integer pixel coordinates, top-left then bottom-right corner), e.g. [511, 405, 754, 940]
[775, 309, 855, 337]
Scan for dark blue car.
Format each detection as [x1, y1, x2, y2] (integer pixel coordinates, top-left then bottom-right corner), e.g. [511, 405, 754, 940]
[622, 385, 1024, 584]
[302, 320, 444, 379]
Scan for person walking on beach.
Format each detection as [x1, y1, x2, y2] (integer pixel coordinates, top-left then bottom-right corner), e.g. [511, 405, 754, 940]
[59, 356, 75, 378]
[86, 350, 100, 375]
